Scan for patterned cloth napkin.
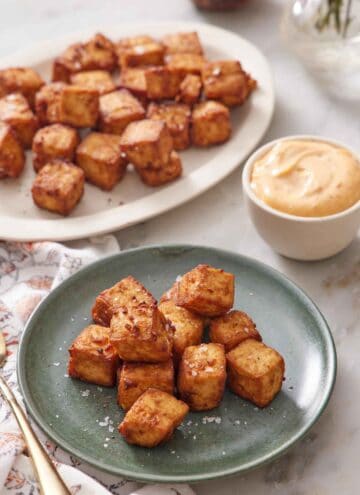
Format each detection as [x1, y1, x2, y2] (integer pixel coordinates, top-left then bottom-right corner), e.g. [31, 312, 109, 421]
[0, 239, 195, 495]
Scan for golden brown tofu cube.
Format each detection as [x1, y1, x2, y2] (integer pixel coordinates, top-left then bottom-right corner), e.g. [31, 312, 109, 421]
[177, 74, 202, 105]
[70, 70, 116, 95]
[120, 119, 173, 169]
[145, 66, 184, 100]
[117, 360, 174, 410]
[227, 339, 285, 407]
[32, 124, 79, 172]
[31, 160, 84, 216]
[191, 101, 231, 147]
[162, 31, 203, 55]
[76, 132, 127, 190]
[92, 275, 156, 327]
[175, 264, 235, 317]
[110, 301, 171, 362]
[119, 388, 189, 447]
[35, 82, 64, 125]
[119, 67, 147, 101]
[166, 53, 205, 76]
[0, 122, 25, 178]
[136, 150, 182, 187]
[210, 310, 262, 352]
[117, 35, 165, 68]
[147, 102, 190, 151]
[0, 67, 44, 108]
[68, 324, 119, 387]
[202, 60, 256, 107]
[159, 299, 204, 365]
[0, 93, 39, 149]
[178, 343, 226, 411]
[98, 89, 145, 135]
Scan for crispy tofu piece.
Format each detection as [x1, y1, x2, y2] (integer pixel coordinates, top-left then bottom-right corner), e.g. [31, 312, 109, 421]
[177, 74, 202, 105]
[0, 67, 44, 108]
[202, 60, 256, 107]
[0, 122, 25, 178]
[0, 93, 39, 149]
[110, 301, 172, 362]
[92, 275, 156, 327]
[136, 150, 182, 187]
[162, 32, 203, 55]
[119, 388, 189, 447]
[166, 53, 205, 76]
[31, 160, 84, 216]
[117, 35, 165, 68]
[159, 299, 204, 365]
[35, 82, 65, 125]
[32, 123, 79, 172]
[191, 100, 231, 147]
[70, 70, 116, 95]
[210, 310, 262, 352]
[178, 343, 226, 411]
[76, 132, 127, 190]
[98, 89, 145, 135]
[175, 264, 235, 317]
[147, 102, 190, 151]
[117, 360, 174, 410]
[120, 119, 173, 169]
[227, 339, 285, 407]
[145, 66, 184, 100]
[119, 67, 147, 100]
[68, 324, 119, 387]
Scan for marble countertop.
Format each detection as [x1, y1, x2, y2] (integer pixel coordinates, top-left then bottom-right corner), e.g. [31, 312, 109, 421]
[1, 1, 359, 493]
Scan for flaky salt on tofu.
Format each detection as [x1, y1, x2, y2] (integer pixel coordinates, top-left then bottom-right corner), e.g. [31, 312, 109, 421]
[0, 122, 25, 179]
[92, 275, 155, 327]
[136, 150, 182, 187]
[210, 310, 262, 352]
[227, 339, 285, 407]
[98, 89, 145, 135]
[70, 70, 116, 95]
[162, 32, 203, 55]
[76, 132, 127, 190]
[0, 67, 44, 108]
[68, 324, 119, 387]
[120, 119, 173, 170]
[191, 100, 231, 147]
[117, 35, 165, 68]
[119, 388, 189, 447]
[166, 53, 206, 76]
[177, 74, 202, 105]
[119, 67, 147, 101]
[202, 60, 256, 107]
[147, 102, 191, 151]
[178, 343, 226, 411]
[31, 160, 84, 216]
[0, 93, 39, 149]
[117, 360, 174, 410]
[145, 66, 184, 100]
[175, 264, 235, 317]
[32, 124, 79, 172]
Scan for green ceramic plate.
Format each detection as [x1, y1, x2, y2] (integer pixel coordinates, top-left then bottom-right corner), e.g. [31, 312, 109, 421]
[17, 245, 336, 483]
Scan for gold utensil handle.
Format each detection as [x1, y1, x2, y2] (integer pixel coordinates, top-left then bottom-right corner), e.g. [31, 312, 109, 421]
[0, 375, 71, 495]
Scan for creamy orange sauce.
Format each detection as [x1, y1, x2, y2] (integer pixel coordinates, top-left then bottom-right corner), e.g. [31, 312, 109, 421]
[250, 139, 360, 217]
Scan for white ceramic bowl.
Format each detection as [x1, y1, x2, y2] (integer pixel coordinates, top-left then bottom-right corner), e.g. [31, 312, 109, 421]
[242, 135, 360, 261]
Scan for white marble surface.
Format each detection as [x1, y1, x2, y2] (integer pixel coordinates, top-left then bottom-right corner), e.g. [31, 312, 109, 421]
[1, 0, 359, 493]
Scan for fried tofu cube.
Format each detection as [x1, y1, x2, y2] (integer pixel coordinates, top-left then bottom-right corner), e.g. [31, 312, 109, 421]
[120, 119, 173, 169]
[98, 89, 145, 135]
[68, 324, 119, 387]
[175, 264, 234, 317]
[0, 67, 44, 108]
[117, 360, 174, 410]
[159, 299, 204, 365]
[210, 310, 262, 352]
[177, 74, 202, 104]
[227, 339, 285, 407]
[136, 150, 182, 187]
[202, 60, 256, 107]
[162, 32, 203, 55]
[166, 53, 205, 76]
[191, 101, 231, 147]
[119, 67, 147, 101]
[117, 35, 165, 68]
[0, 122, 25, 178]
[70, 70, 116, 95]
[147, 102, 190, 151]
[35, 82, 65, 125]
[32, 124, 79, 172]
[76, 132, 127, 190]
[110, 302, 172, 362]
[31, 160, 84, 216]
[145, 66, 184, 100]
[178, 343, 226, 411]
[0, 93, 38, 149]
[119, 388, 189, 447]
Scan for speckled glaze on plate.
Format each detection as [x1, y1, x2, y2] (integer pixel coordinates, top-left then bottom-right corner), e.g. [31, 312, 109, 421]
[17, 245, 336, 483]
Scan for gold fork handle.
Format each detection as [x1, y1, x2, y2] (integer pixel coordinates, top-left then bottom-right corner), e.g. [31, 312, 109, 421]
[0, 375, 71, 495]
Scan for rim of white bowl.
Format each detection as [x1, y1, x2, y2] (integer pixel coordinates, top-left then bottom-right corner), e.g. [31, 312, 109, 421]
[242, 134, 360, 223]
